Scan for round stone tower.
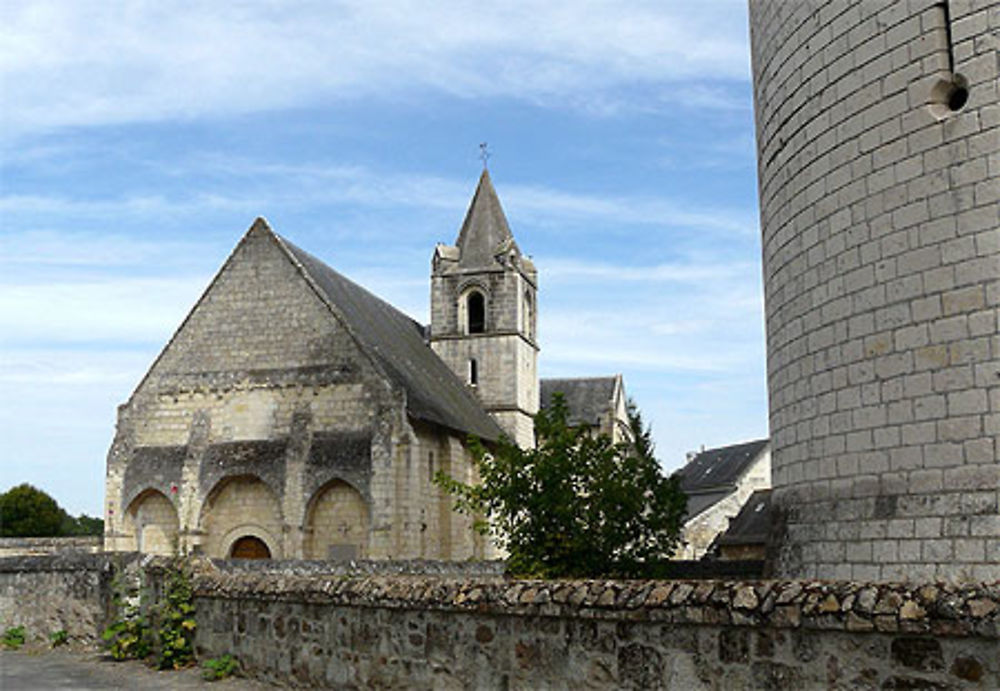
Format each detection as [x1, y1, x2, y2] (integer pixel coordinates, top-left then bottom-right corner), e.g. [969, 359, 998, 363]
[749, 0, 999, 581]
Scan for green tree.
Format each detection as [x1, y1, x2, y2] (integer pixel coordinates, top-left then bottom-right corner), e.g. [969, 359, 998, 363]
[436, 394, 687, 578]
[0, 484, 67, 537]
[60, 512, 104, 537]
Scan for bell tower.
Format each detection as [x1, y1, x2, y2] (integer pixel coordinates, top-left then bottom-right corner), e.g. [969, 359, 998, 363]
[430, 170, 539, 448]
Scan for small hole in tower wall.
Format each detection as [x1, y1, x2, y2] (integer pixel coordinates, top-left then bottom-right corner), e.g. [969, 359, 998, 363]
[928, 74, 970, 120]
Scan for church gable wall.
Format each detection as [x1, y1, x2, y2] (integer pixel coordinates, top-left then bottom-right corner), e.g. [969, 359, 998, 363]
[105, 225, 410, 559]
[140, 226, 365, 388]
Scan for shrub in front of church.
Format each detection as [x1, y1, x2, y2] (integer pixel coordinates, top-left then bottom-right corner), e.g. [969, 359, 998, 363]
[102, 570, 152, 661]
[437, 394, 687, 578]
[154, 564, 197, 669]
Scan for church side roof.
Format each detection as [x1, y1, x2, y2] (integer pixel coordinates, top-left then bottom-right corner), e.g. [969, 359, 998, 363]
[276, 234, 503, 442]
[455, 169, 518, 269]
[677, 438, 769, 493]
[540, 376, 619, 428]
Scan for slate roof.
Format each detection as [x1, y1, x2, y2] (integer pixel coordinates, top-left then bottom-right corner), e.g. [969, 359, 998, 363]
[714, 489, 772, 547]
[455, 170, 518, 269]
[676, 438, 769, 519]
[676, 439, 769, 492]
[275, 229, 503, 441]
[540, 376, 618, 427]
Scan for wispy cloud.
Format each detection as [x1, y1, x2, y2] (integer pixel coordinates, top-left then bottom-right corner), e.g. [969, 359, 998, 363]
[1, 0, 750, 139]
[1, 159, 757, 238]
[542, 257, 757, 283]
[0, 349, 149, 386]
[0, 277, 207, 345]
[0, 229, 212, 268]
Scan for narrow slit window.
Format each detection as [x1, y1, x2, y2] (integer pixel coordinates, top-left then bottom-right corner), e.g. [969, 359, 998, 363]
[469, 358, 478, 386]
[467, 291, 485, 334]
[524, 290, 534, 340]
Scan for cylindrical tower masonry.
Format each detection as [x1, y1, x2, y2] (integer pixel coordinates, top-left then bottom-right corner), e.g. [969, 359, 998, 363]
[749, 0, 999, 581]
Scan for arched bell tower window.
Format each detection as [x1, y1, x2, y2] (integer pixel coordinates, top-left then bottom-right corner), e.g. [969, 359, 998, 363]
[467, 291, 486, 334]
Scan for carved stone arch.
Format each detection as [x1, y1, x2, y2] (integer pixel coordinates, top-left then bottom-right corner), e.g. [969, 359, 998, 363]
[219, 526, 276, 560]
[303, 478, 370, 560]
[199, 474, 283, 559]
[123, 489, 179, 556]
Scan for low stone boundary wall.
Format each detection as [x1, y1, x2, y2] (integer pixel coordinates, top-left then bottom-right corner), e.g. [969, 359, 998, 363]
[2, 554, 997, 687]
[192, 567, 999, 689]
[0, 537, 103, 557]
[0, 553, 129, 644]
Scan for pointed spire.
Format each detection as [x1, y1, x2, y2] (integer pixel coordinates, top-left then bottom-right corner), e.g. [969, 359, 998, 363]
[455, 170, 517, 269]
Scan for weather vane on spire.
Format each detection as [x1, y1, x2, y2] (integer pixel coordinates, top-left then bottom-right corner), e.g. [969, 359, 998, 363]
[479, 142, 491, 170]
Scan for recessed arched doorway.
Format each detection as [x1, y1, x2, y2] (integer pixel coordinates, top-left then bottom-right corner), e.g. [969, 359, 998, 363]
[229, 535, 271, 559]
[199, 475, 283, 558]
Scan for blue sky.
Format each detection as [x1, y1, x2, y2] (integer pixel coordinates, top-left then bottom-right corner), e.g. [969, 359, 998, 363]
[1, 0, 766, 516]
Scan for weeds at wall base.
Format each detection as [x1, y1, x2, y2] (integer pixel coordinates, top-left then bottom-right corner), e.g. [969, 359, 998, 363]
[2, 625, 26, 649]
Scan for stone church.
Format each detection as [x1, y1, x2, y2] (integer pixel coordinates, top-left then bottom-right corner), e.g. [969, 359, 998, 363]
[104, 171, 628, 561]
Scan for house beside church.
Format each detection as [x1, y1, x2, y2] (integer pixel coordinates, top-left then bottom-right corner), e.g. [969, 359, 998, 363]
[673, 439, 771, 560]
[540, 376, 631, 443]
[708, 488, 771, 562]
[104, 170, 629, 561]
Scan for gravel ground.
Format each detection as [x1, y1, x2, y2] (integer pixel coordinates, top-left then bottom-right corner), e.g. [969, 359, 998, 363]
[0, 647, 277, 690]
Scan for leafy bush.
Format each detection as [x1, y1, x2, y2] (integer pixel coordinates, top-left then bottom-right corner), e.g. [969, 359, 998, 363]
[202, 654, 240, 681]
[155, 565, 196, 669]
[437, 395, 687, 578]
[102, 570, 151, 661]
[49, 629, 69, 647]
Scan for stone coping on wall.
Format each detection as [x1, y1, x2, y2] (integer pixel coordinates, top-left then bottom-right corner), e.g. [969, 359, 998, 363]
[0, 552, 114, 573]
[206, 557, 507, 578]
[185, 558, 999, 640]
[0, 537, 103, 557]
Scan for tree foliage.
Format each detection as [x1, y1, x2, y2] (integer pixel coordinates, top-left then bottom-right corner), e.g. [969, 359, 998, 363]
[0, 483, 103, 537]
[436, 395, 687, 578]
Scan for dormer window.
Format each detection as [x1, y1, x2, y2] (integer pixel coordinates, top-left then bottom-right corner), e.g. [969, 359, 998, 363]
[467, 291, 485, 334]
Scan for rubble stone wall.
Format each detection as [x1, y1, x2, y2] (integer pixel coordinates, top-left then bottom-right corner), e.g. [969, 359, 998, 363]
[192, 567, 999, 689]
[0, 554, 125, 644]
[3, 555, 996, 687]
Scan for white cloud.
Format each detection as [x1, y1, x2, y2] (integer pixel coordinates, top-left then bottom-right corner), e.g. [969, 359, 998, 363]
[0, 277, 207, 345]
[1, 0, 750, 138]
